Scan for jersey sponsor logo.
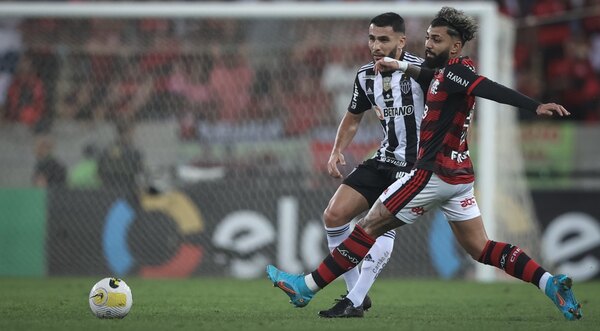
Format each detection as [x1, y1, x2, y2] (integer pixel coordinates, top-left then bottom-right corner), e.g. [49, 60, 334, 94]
[380, 156, 408, 167]
[430, 79, 440, 95]
[423, 105, 429, 119]
[383, 76, 392, 91]
[509, 247, 521, 262]
[400, 79, 411, 95]
[446, 71, 469, 88]
[336, 248, 360, 265]
[460, 197, 476, 208]
[411, 206, 425, 216]
[351, 84, 360, 109]
[450, 150, 470, 163]
[382, 105, 414, 118]
[460, 110, 473, 145]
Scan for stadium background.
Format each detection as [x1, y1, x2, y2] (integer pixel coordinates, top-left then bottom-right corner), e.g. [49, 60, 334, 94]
[0, 0, 599, 283]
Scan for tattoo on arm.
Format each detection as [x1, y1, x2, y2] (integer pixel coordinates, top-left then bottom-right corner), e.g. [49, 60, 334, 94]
[405, 65, 422, 79]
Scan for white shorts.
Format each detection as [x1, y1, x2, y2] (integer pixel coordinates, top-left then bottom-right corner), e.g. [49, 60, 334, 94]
[379, 168, 481, 224]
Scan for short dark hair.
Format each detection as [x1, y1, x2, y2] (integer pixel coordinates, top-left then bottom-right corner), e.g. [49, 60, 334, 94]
[370, 12, 406, 34]
[430, 7, 478, 45]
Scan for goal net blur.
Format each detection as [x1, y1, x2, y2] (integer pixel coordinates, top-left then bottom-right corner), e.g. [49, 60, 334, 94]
[0, 2, 539, 281]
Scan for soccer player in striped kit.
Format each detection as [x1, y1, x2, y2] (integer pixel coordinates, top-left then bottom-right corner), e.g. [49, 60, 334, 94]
[317, 12, 428, 318]
[267, 7, 582, 321]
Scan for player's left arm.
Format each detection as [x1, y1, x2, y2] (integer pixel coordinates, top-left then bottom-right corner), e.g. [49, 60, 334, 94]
[448, 64, 571, 117]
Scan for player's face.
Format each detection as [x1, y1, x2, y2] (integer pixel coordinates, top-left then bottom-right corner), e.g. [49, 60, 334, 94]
[424, 26, 458, 69]
[368, 24, 406, 62]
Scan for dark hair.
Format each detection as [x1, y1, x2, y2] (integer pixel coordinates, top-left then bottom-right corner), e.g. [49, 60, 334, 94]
[370, 12, 405, 34]
[430, 7, 478, 45]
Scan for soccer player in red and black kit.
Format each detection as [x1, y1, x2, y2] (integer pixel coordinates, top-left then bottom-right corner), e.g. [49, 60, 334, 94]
[318, 12, 427, 318]
[267, 7, 583, 321]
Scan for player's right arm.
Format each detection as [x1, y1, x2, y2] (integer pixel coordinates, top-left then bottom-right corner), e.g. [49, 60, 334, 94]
[375, 57, 435, 90]
[328, 111, 364, 178]
[329, 73, 371, 178]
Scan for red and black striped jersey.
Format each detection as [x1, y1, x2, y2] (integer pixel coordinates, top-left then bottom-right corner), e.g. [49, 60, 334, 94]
[415, 56, 485, 184]
[349, 51, 427, 171]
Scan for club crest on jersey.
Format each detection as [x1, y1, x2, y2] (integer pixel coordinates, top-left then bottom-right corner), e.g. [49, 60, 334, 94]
[383, 76, 392, 92]
[429, 79, 440, 95]
[400, 79, 411, 95]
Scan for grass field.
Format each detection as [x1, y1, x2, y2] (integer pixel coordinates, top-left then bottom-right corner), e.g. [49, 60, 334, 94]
[0, 277, 597, 331]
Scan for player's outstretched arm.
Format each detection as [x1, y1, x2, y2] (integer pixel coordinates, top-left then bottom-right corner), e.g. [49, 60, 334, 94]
[470, 77, 571, 117]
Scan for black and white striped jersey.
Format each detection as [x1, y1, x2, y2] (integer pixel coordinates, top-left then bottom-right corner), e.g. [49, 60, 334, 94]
[348, 51, 426, 171]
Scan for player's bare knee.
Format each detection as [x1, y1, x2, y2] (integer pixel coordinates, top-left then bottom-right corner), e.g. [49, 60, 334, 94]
[323, 206, 347, 228]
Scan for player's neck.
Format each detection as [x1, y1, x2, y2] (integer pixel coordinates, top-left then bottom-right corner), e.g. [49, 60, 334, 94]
[395, 49, 404, 61]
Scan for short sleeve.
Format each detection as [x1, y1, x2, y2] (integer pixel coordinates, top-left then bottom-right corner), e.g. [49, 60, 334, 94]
[347, 74, 372, 114]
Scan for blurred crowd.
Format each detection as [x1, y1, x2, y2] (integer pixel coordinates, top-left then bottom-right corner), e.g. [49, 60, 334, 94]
[499, 0, 600, 121]
[0, 0, 598, 140]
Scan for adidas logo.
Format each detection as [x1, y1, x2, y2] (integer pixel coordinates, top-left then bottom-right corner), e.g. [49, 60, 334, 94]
[364, 254, 374, 263]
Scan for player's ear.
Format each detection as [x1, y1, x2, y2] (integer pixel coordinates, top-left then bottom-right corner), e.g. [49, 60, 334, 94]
[397, 34, 407, 49]
[450, 39, 462, 55]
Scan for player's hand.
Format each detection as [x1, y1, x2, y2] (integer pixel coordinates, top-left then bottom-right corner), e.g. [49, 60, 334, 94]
[374, 57, 408, 75]
[327, 152, 346, 179]
[373, 105, 384, 120]
[536, 103, 570, 117]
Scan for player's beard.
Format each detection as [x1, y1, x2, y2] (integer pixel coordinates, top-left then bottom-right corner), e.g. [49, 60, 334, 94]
[424, 48, 450, 69]
[387, 47, 398, 59]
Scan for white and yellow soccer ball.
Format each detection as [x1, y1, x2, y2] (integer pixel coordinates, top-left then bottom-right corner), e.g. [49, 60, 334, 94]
[89, 277, 133, 319]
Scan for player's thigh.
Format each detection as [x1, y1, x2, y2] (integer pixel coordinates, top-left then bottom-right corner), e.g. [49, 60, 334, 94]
[440, 183, 488, 258]
[439, 183, 481, 222]
[324, 184, 370, 227]
[379, 169, 440, 225]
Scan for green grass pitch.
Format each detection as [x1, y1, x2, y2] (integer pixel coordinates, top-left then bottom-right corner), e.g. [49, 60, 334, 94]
[0, 277, 597, 331]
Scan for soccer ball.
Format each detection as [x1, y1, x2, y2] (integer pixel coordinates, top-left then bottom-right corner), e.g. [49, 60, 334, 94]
[88, 277, 133, 319]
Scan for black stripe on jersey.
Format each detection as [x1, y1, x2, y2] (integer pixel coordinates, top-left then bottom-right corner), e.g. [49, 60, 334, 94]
[400, 73, 418, 164]
[357, 62, 375, 75]
[382, 71, 399, 159]
[403, 53, 424, 64]
[365, 67, 376, 105]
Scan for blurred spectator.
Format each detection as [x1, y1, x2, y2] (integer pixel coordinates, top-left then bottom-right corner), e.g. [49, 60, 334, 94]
[98, 120, 144, 191]
[168, 54, 217, 139]
[4, 52, 47, 128]
[282, 68, 332, 136]
[32, 134, 66, 188]
[546, 34, 600, 121]
[68, 143, 101, 189]
[138, 19, 180, 120]
[209, 44, 254, 123]
[321, 45, 360, 120]
[0, 18, 22, 108]
[97, 60, 154, 122]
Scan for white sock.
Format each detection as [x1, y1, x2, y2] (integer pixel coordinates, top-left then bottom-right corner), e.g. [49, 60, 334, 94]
[325, 224, 359, 291]
[346, 230, 395, 307]
[304, 274, 321, 293]
[538, 272, 552, 293]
